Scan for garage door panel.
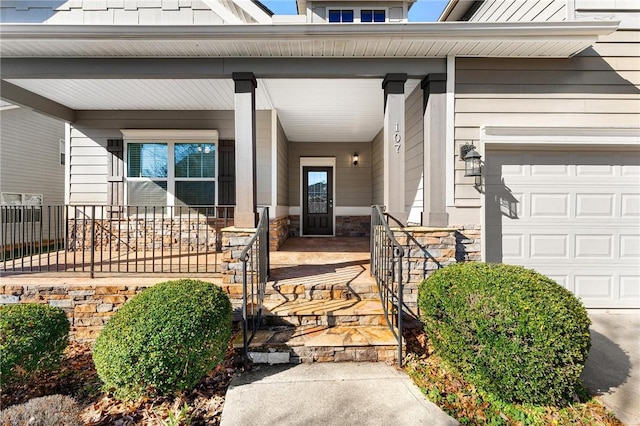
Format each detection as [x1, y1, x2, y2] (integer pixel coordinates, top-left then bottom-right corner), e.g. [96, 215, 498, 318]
[576, 193, 615, 217]
[485, 149, 640, 308]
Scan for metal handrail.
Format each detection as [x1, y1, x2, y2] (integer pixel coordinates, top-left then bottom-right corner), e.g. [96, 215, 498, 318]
[1, 204, 233, 276]
[370, 205, 405, 366]
[240, 206, 270, 364]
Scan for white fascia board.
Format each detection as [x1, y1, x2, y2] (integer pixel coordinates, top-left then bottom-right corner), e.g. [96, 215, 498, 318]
[200, 0, 243, 24]
[231, 0, 272, 23]
[481, 126, 640, 145]
[0, 21, 619, 41]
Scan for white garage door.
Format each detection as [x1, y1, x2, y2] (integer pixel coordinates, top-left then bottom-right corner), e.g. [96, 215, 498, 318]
[485, 149, 640, 308]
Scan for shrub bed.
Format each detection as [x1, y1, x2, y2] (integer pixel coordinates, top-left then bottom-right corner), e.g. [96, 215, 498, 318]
[0, 303, 70, 384]
[92, 279, 232, 400]
[418, 262, 591, 406]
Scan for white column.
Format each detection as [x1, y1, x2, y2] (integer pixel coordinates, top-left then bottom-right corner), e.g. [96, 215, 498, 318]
[233, 72, 257, 228]
[422, 74, 449, 227]
[382, 73, 407, 222]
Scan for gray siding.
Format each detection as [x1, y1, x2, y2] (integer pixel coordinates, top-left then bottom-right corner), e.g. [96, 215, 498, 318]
[404, 85, 423, 224]
[452, 30, 640, 210]
[68, 110, 272, 205]
[0, 0, 257, 24]
[289, 142, 372, 208]
[0, 107, 65, 205]
[276, 116, 289, 207]
[371, 129, 383, 206]
[468, 0, 566, 22]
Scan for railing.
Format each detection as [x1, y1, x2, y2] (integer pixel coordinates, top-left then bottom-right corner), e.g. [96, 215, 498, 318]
[1, 204, 233, 276]
[241, 207, 270, 364]
[370, 205, 405, 366]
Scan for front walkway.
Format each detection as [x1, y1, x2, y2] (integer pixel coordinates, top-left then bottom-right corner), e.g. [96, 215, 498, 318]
[220, 362, 458, 426]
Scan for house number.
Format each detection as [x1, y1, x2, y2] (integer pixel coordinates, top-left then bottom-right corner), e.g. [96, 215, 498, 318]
[394, 123, 401, 153]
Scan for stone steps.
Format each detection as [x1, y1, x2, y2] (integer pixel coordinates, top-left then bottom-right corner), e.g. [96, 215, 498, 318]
[234, 324, 402, 364]
[261, 299, 388, 327]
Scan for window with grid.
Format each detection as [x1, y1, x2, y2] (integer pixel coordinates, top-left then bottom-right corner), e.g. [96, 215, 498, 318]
[126, 142, 216, 207]
[328, 9, 354, 22]
[361, 9, 385, 22]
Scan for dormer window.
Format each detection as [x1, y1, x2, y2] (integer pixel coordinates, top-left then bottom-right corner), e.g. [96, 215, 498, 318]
[328, 9, 354, 22]
[361, 10, 385, 22]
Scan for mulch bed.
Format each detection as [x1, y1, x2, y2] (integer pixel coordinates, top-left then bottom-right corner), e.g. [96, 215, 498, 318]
[1, 338, 239, 425]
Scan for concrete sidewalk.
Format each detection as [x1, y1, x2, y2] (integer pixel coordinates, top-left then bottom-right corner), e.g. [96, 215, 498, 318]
[582, 311, 640, 426]
[220, 362, 458, 426]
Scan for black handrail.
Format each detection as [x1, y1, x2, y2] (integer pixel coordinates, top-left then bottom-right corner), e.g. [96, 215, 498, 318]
[370, 205, 405, 366]
[1, 204, 233, 275]
[240, 206, 270, 364]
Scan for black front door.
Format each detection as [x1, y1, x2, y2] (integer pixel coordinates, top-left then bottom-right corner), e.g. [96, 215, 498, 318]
[302, 166, 333, 235]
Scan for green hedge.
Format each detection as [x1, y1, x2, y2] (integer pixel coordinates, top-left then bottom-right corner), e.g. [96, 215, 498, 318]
[92, 279, 232, 400]
[418, 262, 591, 406]
[0, 304, 70, 384]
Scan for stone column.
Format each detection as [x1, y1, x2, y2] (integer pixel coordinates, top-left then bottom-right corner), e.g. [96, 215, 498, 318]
[382, 73, 407, 222]
[233, 72, 258, 228]
[421, 73, 448, 227]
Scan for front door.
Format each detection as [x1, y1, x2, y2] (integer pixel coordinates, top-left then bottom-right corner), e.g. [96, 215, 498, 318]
[302, 166, 333, 235]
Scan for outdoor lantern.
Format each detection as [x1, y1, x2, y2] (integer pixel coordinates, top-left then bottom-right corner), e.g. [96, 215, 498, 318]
[352, 152, 359, 166]
[461, 143, 482, 177]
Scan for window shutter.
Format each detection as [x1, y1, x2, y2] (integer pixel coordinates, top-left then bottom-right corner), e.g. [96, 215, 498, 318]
[218, 139, 235, 206]
[107, 139, 124, 217]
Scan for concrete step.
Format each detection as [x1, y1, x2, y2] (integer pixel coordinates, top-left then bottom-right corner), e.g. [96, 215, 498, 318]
[234, 324, 402, 364]
[261, 299, 388, 327]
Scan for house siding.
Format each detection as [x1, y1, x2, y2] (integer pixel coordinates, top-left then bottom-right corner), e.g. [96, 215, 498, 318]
[404, 84, 423, 225]
[371, 129, 384, 206]
[276, 116, 289, 207]
[0, 107, 65, 205]
[450, 30, 640, 222]
[467, 0, 566, 22]
[288, 142, 372, 208]
[68, 110, 272, 206]
[0, 0, 262, 25]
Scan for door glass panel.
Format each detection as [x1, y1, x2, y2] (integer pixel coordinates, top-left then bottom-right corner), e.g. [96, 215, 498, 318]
[307, 171, 327, 214]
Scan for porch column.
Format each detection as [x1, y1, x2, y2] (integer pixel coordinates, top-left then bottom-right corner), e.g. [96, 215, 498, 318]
[421, 74, 448, 227]
[382, 73, 407, 221]
[233, 72, 258, 228]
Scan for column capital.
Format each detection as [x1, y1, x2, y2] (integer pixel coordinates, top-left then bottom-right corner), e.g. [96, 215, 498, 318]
[421, 73, 447, 94]
[382, 73, 407, 94]
[233, 72, 257, 93]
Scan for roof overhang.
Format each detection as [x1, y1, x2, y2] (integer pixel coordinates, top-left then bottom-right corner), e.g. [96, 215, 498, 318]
[0, 21, 618, 58]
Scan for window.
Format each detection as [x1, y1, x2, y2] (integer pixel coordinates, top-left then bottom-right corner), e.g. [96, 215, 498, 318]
[126, 141, 216, 207]
[1, 193, 43, 223]
[361, 9, 385, 22]
[328, 9, 354, 22]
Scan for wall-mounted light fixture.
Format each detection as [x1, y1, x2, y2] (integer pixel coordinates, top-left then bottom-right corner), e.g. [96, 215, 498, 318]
[460, 143, 482, 177]
[352, 152, 359, 166]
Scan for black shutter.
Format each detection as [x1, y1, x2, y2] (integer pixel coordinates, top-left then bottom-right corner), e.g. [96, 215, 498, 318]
[107, 139, 124, 217]
[218, 139, 235, 206]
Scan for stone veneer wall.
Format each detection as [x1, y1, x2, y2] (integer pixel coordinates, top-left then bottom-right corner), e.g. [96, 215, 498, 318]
[220, 228, 255, 285]
[288, 215, 370, 237]
[269, 216, 289, 251]
[0, 284, 153, 341]
[67, 217, 232, 252]
[390, 225, 481, 316]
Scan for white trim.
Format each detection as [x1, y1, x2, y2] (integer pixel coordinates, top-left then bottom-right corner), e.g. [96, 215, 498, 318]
[271, 109, 278, 220]
[121, 129, 219, 141]
[64, 123, 71, 205]
[231, 0, 272, 24]
[300, 157, 336, 237]
[481, 126, 640, 145]
[445, 55, 455, 206]
[200, 0, 243, 24]
[566, 0, 576, 21]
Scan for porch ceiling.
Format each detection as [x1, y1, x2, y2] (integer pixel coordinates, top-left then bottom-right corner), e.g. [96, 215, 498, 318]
[4, 78, 420, 143]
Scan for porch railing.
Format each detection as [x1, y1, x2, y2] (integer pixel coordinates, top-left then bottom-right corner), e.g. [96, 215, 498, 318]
[241, 206, 270, 363]
[1, 204, 233, 276]
[370, 205, 405, 366]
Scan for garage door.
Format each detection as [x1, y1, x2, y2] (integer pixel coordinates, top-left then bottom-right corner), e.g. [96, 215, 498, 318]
[485, 149, 640, 308]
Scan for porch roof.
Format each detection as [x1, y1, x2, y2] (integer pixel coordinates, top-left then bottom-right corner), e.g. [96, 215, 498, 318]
[0, 21, 618, 58]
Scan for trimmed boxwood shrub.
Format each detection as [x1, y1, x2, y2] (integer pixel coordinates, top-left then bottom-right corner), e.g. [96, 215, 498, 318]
[418, 262, 591, 406]
[0, 303, 70, 384]
[92, 279, 232, 400]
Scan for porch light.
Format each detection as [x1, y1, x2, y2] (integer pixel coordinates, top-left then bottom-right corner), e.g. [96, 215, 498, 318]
[460, 143, 482, 177]
[352, 153, 359, 166]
